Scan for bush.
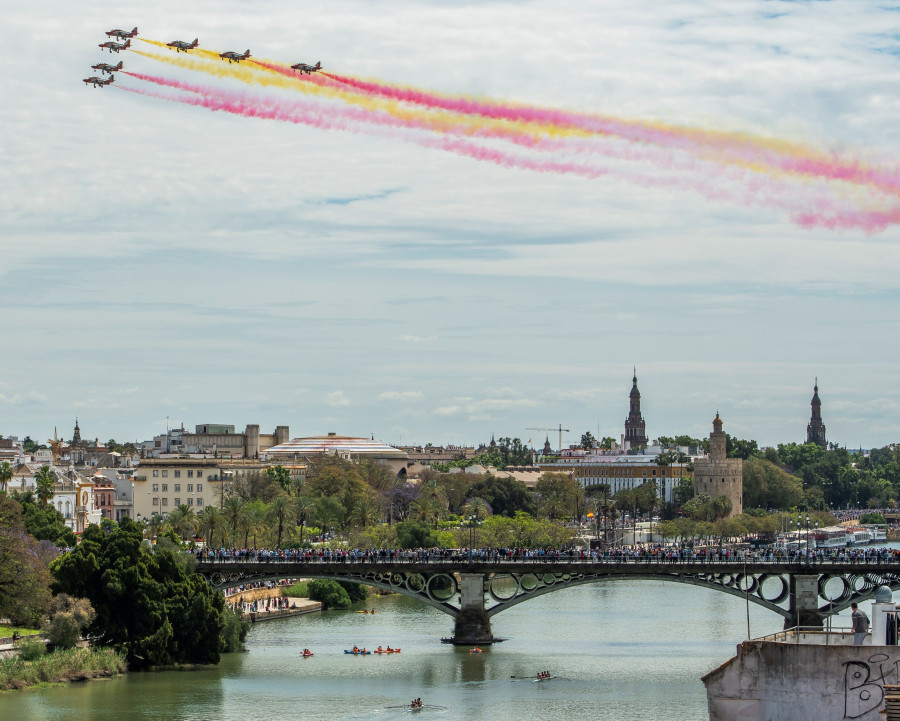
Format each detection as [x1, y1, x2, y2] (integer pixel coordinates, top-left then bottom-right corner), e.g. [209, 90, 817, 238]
[338, 581, 368, 603]
[283, 581, 308, 597]
[307, 579, 351, 610]
[43, 595, 96, 649]
[220, 608, 248, 652]
[18, 638, 47, 661]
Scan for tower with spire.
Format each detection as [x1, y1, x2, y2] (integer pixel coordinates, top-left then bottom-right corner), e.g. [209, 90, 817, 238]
[71, 419, 83, 447]
[693, 412, 743, 517]
[624, 369, 648, 450]
[806, 379, 827, 448]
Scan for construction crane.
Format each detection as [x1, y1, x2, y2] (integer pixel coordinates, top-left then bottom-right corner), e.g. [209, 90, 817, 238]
[526, 424, 570, 454]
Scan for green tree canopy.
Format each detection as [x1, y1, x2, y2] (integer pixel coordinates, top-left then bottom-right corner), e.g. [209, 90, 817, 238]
[0, 495, 53, 626]
[52, 518, 226, 667]
[465, 475, 537, 517]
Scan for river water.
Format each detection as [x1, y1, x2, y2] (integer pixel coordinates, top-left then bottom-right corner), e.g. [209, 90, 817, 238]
[0, 579, 798, 721]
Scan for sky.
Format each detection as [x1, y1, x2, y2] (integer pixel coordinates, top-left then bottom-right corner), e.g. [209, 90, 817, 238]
[2, 1, 899, 450]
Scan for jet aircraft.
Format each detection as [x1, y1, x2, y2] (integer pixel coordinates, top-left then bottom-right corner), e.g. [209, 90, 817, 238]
[91, 60, 123, 75]
[290, 61, 322, 75]
[219, 49, 250, 63]
[167, 38, 199, 52]
[105, 27, 137, 40]
[83, 75, 115, 88]
[98, 39, 130, 53]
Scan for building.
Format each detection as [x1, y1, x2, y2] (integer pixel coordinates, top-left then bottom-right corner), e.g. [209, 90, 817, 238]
[806, 379, 827, 448]
[140, 423, 290, 459]
[624, 371, 649, 450]
[693, 413, 742, 516]
[264, 433, 410, 478]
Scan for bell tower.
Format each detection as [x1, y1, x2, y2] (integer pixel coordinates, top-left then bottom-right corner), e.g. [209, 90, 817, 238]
[624, 369, 648, 449]
[806, 379, 826, 448]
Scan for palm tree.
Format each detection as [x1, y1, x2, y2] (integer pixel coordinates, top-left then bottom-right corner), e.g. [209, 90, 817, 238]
[245, 502, 268, 548]
[223, 497, 244, 545]
[0, 461, 12, 494]
[294, 495, 317, 546]
[197, 506, 226, 549]
[34, 466, 55, 505]
[461, 496, 492, 521]
[166, 504, 198, 542]
[350, 498, 380, 528]
[266, 494, 295, 548]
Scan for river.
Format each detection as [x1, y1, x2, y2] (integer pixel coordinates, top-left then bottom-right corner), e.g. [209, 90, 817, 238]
[0, 578, 799, 721]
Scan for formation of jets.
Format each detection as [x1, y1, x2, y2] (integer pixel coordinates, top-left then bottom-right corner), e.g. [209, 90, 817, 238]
[219, 49, 250, 63]
[83, 27, 324, 89]
[291, 60, 322, 75]
[166, 38, 199, 52]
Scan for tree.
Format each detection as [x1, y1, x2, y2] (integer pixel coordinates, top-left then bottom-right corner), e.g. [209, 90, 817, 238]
[306, 579, 351, 609]
[12, 491, 76, 546]
[34, 466, 55, 505]
[43, 594, 96, 648]
[293, 495, 317, 546]
[267, 494, 295, 547]
[726, 436, 761, 460]
[0, 461, 12, 494]
[0, 495, 53, 626]
[166, 504, 198, 542]
[742, 458, 804, 510]
[264, 465, 293, 495]
[580, 431, 596, 449]
[535, 472, 580, 520]
[465, 475, 537, 517]
[197, 506, 226, 549]
[223, 497, 244, 545]
[395, 520, 437, 549]
[52, 519, 226, 666]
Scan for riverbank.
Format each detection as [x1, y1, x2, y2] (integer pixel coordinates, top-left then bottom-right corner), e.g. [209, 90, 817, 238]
[0, 647, 126, 691]
[245, 597, 322, 623]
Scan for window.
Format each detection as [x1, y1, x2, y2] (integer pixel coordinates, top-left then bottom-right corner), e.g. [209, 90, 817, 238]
[174, 498, 181, 506]
[174, 484, 180, 492]
[188, 470, 194, 478]
[196, 497, 203, 507]
[187, 498, 193, 506]
[174, 470, 181, 478]
[197, 484, 202, 492]
[162, 498, 168, 506]
[187, 484, 193, 492]
[162, 470, 168, 478]
[153, 470, 159, 478]
[152, 483, 158, 492]
[152, 497, 159, 506]
[161, 484, 168, 492]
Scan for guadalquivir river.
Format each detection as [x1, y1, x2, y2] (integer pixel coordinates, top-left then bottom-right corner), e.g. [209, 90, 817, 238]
[0, 579, 800, 721]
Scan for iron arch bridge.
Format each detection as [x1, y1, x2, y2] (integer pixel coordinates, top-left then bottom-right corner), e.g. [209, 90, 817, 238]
[196, 560, 900, 644]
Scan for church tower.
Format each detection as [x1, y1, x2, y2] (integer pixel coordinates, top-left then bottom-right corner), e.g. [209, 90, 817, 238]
[72, 419, 83, 446]
[806, 379, 826, 448]
[624, 370, 648, 449]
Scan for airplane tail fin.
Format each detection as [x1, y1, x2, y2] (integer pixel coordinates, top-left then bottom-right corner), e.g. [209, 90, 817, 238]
[192, 38, 198, 47]
[245, 50, 250, 57]
[124, 39, 131, 49]
[132, 27, 138, 35]
[116, 61, 123, 70]
[316, 61, 321, 69]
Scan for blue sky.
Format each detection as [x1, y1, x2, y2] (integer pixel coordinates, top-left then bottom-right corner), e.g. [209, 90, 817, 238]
[1, 0, 899, 448]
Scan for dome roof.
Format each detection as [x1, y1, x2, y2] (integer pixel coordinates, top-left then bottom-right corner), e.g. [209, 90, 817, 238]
[875, 585, 893, 603]
[265, 434, 407, 459]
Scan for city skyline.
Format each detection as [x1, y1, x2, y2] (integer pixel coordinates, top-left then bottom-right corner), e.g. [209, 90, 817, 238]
[2, 1, 899, 448]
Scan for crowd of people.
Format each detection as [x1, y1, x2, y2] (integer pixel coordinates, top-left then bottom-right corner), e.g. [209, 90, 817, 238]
[195, 544, 900, 566]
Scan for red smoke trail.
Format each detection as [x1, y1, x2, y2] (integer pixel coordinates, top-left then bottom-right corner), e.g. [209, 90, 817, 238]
[116, 78, 895, 231]
[321, 72, 900, 199]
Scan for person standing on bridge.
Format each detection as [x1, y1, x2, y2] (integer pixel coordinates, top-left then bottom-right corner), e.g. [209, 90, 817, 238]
[851, 603, 870, 645]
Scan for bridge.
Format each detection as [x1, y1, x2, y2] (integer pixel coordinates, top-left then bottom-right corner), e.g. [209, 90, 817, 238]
[196, 557, 900, 644]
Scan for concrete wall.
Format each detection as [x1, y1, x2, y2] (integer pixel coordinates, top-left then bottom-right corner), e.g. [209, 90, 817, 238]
[704, 637, 900, 721]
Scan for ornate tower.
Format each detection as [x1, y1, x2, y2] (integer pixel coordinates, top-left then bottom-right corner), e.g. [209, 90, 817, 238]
[72, 419, 83, 446]
[693, 413, 742, 517]
[806, 379, 826, 448]
[624, 370, 648, 449]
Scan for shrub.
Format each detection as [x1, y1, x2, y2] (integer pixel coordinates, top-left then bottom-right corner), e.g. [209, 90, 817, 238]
[220, 608, 248, 652]
[43, 595, 96, 649]
[283, 581, 309, 597]
[338, 581, 368, 603]
[18, 638, 47, 661]
[307, 579, 351, 610]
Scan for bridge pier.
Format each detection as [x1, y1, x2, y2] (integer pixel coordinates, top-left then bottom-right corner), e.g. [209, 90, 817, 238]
[450, 573, 494, 645]
[786, 575, 824, 629]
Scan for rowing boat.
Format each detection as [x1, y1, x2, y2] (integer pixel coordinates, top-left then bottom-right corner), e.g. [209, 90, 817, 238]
[373, 648, 401, 654]
[344, 649, 371, 655]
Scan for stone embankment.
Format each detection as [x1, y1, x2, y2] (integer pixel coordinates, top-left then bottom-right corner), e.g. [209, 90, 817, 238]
[225, 586, 322, 623]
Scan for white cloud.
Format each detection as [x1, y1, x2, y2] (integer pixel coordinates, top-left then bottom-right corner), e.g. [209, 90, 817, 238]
[0, 391, 48, 407]
[378, 391, 424, 402]
[433, 405, 461, 417]
[325, 391, 351, 407]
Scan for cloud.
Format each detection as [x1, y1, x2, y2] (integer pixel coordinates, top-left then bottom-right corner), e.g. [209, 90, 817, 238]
[0, 391, 48, 407]
[378, 391, 424, 402]
[325, 390, 351, 407]
[433, 405, 461, 417]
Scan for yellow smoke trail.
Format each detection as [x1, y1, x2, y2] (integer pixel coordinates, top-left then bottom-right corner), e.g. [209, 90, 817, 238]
[132, 48, 597, 147]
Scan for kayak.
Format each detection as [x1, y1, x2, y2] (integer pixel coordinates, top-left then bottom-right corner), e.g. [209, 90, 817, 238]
[533, 675, 557, 682]
[373, 649, 401, 654]
[344, 649, 371, 655]
[301, 653, 314, 658]
[355, 610, 376, 614]
[469, 648, 483, 654]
